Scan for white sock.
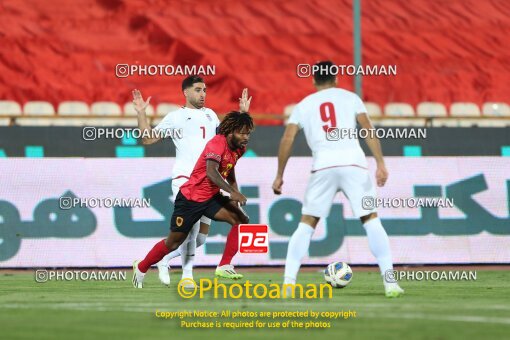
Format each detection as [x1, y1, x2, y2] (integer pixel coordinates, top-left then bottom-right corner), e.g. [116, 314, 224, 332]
[157, 224, 202, 269]
[362, 217, 394, 278]
[181, 222, 200, 278]
[158, 248, 181, 267]
[283, 222, 314, 284]
[196, 233, 208, 248]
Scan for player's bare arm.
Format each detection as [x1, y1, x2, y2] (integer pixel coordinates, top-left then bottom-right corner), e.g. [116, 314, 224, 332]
[227, 167, 240, 192]
[356, 112, 388, 187]
[206, 160, 247, 205]
[132, 89, 161, 145]
[272, 123, 300, 195]
[239, 88, 252, 113]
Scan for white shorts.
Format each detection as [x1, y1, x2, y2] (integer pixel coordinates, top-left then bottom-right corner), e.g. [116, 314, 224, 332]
[302, 166, 377, 218]
[172, 177, 212, 225]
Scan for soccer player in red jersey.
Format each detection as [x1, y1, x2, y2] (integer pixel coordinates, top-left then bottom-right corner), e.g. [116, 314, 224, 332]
[134, 78, 251, 285]
[133, 111, 254, 288]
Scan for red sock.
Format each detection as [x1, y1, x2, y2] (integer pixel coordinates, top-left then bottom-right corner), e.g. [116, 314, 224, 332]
[219, 224, 239, 266]
[138, 239, 170, 273]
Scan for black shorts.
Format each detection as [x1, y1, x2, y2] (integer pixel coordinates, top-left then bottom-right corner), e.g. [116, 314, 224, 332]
[170, 191, 231, 233]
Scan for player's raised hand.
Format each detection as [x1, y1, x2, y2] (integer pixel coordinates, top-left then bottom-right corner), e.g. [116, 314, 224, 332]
[376, 164, 388, 187]
[132, 89, 151, 114]
[230, 191, 247, 206]
[272, 176, 284, 195]
[239, 88, 252, 113]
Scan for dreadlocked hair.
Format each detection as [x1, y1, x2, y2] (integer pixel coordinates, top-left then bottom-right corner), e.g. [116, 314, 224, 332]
[218, 111, 254, 136]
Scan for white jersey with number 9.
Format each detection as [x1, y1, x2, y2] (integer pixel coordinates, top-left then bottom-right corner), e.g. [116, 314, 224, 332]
[287, 87, 368, 171]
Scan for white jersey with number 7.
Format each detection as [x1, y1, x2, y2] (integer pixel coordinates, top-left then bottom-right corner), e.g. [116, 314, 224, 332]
[154, 106, 220, 180]
[287, 87, 368, 171]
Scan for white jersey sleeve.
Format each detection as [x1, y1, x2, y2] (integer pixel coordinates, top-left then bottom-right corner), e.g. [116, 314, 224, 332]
[154, 112, 175, 132]
[209, 109, 220, 134]
[212, 109, 220, 128]
[353, 95, 368, 115]
[287, 105, 304, 128]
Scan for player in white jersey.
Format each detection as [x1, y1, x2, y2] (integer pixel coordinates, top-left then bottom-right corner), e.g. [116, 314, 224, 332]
[272, 61, 404, 297]
[133, 76, 251, 287]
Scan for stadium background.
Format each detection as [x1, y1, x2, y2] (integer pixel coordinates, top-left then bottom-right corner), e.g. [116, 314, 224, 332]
[0, 0, 509, 268]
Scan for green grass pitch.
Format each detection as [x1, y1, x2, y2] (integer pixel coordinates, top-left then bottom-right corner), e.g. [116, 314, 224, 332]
[1, 268, 509, 339]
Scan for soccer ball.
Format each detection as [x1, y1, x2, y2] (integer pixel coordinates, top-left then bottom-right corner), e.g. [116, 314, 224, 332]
[324, 262, 353, 288]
